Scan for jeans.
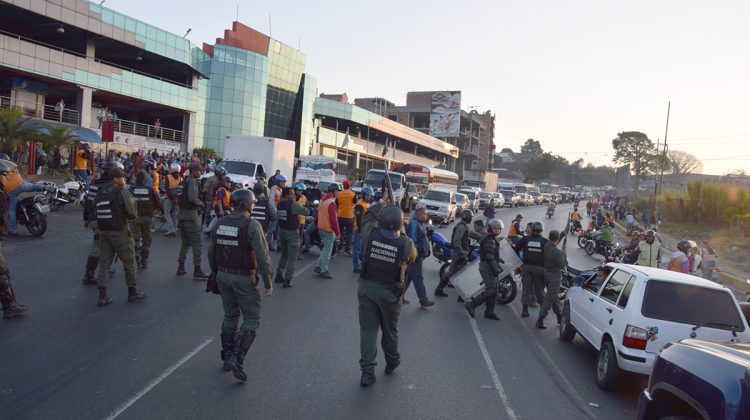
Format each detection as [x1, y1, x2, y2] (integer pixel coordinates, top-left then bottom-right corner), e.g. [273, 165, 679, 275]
[352, 231, 363, 270]
[338, 217, 353, 251]
[266, 220, 279, 248]
[316, 230, 335, 272]
[162, 198, 179, 231]
[73, 169, 90, 190]
[8, 182, 46, 232]
[407, 257, 428, 302]
[303, 223, 316, 250]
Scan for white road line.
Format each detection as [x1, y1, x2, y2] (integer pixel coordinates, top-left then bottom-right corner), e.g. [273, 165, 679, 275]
[103, 338, 214, 420]
[294, 259, 318, 276]
[469, 317, 518, 420]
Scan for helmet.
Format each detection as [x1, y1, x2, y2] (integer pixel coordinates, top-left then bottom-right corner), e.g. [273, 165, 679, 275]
[222, 176, 232, 184]
[460, 209, 474, 223]
[215, 166, 227, 176]
[514, 213, 523, 221]
[101, 161, 124, 179]
[294, 182, 305, 190]
[361, 186, 374, 197]
[276, 175, 287, 183]
[532, 221, 544, 234]
[0, 153, 12, 162]
[645, 229, 656, 238]
[488, 218, 504, 231]
[253, 182, 265, 195]
[188, 163, 202, 172]
[81, 143, 90, 149]
[169, 162, 181, 172]
[378, 205, 404, 239]
[230, 189, 257, 211]
[142, 159, 156, 170]
[0, 159, 18, 173]
[328, 183, 341, 192]
[677, 240, 691, 253]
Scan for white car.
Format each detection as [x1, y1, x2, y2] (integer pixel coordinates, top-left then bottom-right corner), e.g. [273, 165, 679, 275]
[560, 263, 750, 390]
[420, 188, 457, 225]
[492, 192, 505, 208]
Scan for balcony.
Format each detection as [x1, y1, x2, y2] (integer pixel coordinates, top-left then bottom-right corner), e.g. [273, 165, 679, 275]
[1, 95, 80, 125]
[90, 117, 184, 143]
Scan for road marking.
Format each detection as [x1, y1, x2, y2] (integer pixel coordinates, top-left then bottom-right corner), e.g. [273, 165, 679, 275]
[103, 338, 213, 420]
[294, 259, 318, 277]
[469, 317, 518, 420]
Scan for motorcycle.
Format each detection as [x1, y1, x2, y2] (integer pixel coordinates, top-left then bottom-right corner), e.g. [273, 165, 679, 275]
[16, 193, 49, 236]
[584, 239, 622, 262]
[303, 215, 338, 257]
[577, 229, 598, 248]
[38, 179, 86, 212]
[546, 207, 555, 218]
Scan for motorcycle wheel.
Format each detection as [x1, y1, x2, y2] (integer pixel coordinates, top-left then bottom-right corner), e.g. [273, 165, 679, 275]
[577, 235, 587, 248]
[584, 241, 595, 256]
[496, 275, 517, 305]
[25, 208, 47, 237]
[50, 201, 65, 212]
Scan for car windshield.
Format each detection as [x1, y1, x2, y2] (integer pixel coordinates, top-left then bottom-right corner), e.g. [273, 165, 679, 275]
[461, 190, 477, 200]
[641, 280, 744, 331]
[423, 190, 451, 203]
[364, 172, 403, 189]
[530, 192, 540, 197]
[219, 161, 256, 176]
[480, 192, 492, 199]
[299, 161, 334, 170]
[455, 194, 466, 203]
[407, 184, 417, 193]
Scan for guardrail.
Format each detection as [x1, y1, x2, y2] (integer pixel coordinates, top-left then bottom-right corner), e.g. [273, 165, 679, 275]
[92, 117, 184, 143]
[0, 95, 81, 125]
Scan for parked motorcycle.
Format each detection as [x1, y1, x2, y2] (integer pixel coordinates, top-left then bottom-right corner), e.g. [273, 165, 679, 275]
[16, 193, 49, 236]
[584, 240, 622, 262]
[36, 179, 86, 211]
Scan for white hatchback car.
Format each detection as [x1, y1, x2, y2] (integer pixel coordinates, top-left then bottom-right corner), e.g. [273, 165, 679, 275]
[559, 263, 750, 390]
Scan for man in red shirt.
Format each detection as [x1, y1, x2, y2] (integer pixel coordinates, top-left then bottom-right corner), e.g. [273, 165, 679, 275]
[314, 184, 340, 278]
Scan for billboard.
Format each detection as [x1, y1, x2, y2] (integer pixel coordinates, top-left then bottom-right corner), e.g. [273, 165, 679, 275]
[429, 91, 461, 138]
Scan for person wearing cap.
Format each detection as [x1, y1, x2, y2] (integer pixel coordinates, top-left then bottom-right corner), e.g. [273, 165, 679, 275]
[405, 204, 435, 307]
[94, 165, 148, 306]
[202, 167, 227, 230]
[0, 154, 53, 235]
[352, 186, 373, 274]
[81, 162, 122, 285]
[507, 213, 524, 245]
[267, 174, 286, 251]
[357, 205, 416, 387]
[73, 143, 92, 189]
[314, 184, 341, 279]
[637, 230, 661, 268]
[0, 159, 27, 319]
[336, 180, 356, 256]
[177, 162, 209, 279]
[129, 169, 162, 269]
[274, 187, 309, 288]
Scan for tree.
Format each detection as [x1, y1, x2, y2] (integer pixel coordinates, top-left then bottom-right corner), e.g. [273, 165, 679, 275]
[666, 150, 702, 179]
[193, 147, 218, 160]
[522, 152, 556, 183]
[0, 108, 40, 151]
[611, 131, 657, 195]
[520, 138, 543, 157]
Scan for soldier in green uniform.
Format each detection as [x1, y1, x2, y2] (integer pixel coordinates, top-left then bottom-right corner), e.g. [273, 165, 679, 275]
[464, 219, 505, 320]
[274, 187, 309, 288]
[434, 209, 475, 298]
[82, 161, 122, 285]
[537, 229, 566, 329]
[95, 166, 148, 306]
[208, 189, 273, 382]
[358, 205, 416, 387]
[177, 163, 209, 279]
[130, 170, 162, 269]
[360, 190, 389, 248]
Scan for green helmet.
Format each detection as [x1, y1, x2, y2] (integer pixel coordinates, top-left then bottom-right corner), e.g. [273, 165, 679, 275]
[532, 221, 544, 234]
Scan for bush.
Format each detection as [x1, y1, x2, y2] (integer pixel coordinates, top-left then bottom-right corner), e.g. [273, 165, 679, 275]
[657, 181, 749, 227]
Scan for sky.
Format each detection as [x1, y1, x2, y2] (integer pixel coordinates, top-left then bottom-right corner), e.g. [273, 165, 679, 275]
[105, 0, 750, 176]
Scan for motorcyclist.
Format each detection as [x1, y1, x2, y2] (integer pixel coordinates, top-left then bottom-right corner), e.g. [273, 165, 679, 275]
[546, 200, 556, 215]
[570, 207, 582, 230]
[434, 209, 475, 298]
[507, 214, 524, 246]
[0, 153, 54, 235]
[621, 231, 642, 264]
[669, 240, 691, 274]
[0, 158, 27, 318]
[464, 218, 505, 320]
[593, 222, 613, 253]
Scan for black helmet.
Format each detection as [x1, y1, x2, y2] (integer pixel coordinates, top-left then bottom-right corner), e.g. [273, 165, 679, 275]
[378, 205, 404, 239]
[253, 182, 264, 195]
[460, 209, 474, 223]
[215, 166, 227, 176]
[328, 183, 341, 192]
[230, 189, 257, 211]
[0, 153, 11, 161]
[677, 240, 691, 253]
[645, 229, 656, 238]
[514, 213, 523, 221]
[143, 159, 156, 170]
[532, 221, 544, 234]
[101, 161, 124, 179]
[222, 176, 232, 184]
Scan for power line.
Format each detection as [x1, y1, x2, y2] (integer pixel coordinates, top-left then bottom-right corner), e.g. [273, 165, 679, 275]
[701, 154, 750, 161]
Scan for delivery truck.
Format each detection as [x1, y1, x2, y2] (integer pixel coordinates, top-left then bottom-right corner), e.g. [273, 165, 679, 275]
[206, 135, 295, 190]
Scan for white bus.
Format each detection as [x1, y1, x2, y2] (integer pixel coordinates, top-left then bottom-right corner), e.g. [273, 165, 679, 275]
[390, 163, 459, 195]
[295, 155, 347, 184]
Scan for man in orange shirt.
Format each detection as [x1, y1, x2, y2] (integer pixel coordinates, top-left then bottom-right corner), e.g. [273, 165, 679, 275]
[73, 143, 92, 189]
[314, 184, 340, 279]
[336, 180, 356, 256]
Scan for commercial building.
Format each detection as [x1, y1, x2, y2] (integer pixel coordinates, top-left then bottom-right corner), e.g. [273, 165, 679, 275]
[0, 0, 315, 156]
[354, 91, 496, 185]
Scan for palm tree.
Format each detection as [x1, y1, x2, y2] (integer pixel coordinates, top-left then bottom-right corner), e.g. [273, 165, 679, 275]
[0, 107, 40, 151]
[39, 125, 79, 172]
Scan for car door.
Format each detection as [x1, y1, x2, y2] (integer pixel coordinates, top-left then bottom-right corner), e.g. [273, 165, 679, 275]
[570, 279, 606, 345]
[588, 269, 633, 344]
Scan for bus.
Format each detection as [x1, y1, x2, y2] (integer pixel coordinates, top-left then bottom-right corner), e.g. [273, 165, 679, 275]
[390, 163, 459, 195]
[295, 155, 347, 184]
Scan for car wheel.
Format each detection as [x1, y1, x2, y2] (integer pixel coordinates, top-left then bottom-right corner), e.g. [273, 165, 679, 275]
[559, 302, 576, 341]
[595, 340, 621, 390]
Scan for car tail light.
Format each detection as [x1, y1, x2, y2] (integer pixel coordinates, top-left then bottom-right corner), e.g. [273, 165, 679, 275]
[622, 325, 649, 350]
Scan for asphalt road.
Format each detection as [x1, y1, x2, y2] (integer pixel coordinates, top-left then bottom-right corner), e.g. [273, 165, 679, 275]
[0, 201, 646, 420]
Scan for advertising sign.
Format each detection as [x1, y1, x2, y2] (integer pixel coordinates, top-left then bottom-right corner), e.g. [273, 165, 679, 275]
[429, 91, 461, 138]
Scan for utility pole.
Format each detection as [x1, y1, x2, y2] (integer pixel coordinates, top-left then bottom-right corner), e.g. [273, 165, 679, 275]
[658, 101, 670, 194]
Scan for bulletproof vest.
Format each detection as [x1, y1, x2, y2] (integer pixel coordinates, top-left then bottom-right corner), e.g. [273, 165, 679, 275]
[361, 229, 406, 286]
[453, 222, 470, 250]
[179, 178, 197, 210]
[95, 184, 126, 231]
[215, 216, 257, 274]
[479, 234, 499, 263]
[521, 234, 548, 266]
[131, 185, 155, 217]
[276, 199, 298, 230]
[84, 178, 108, 221]
[252, 196, 269, 230]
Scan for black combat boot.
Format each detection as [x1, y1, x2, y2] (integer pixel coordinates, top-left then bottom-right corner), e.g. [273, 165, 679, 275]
[97, 288, 113, 307]
[464, 299, 477, 318]
[176, 261, 186, 276]
[435, 275, 450, 297]
[140, 249, 149, 269]
[360, 371, 376, 387]
[226, 330, 256, 382]
[83, 256, 99, 285]
[220, 332, 237, 372]
[282, 277, 293, 288]
[127, 287, 149, 302]
[521, 305, 530, 318]
[3, 302, 27, 319]
[535, 316, 547, 329]
[194, 266, 209, 280]
[484, 294, 499, 320]
[274, 271, 285, 284]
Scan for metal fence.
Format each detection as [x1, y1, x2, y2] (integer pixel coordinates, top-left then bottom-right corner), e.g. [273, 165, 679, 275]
[92, 118, 184, 143]
[0, 95, 80, 125]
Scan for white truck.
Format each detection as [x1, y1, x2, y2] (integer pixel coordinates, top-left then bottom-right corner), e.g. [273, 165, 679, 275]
[363, 169, 406, 205]
[295, 155, 346, 185]
[208, 135, 295, 189]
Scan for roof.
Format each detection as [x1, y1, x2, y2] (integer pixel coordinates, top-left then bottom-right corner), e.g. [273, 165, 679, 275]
[605, 263, 730, 292]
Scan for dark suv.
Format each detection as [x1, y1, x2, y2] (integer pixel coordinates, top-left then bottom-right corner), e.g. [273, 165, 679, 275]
[637, 338, 750, 420]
